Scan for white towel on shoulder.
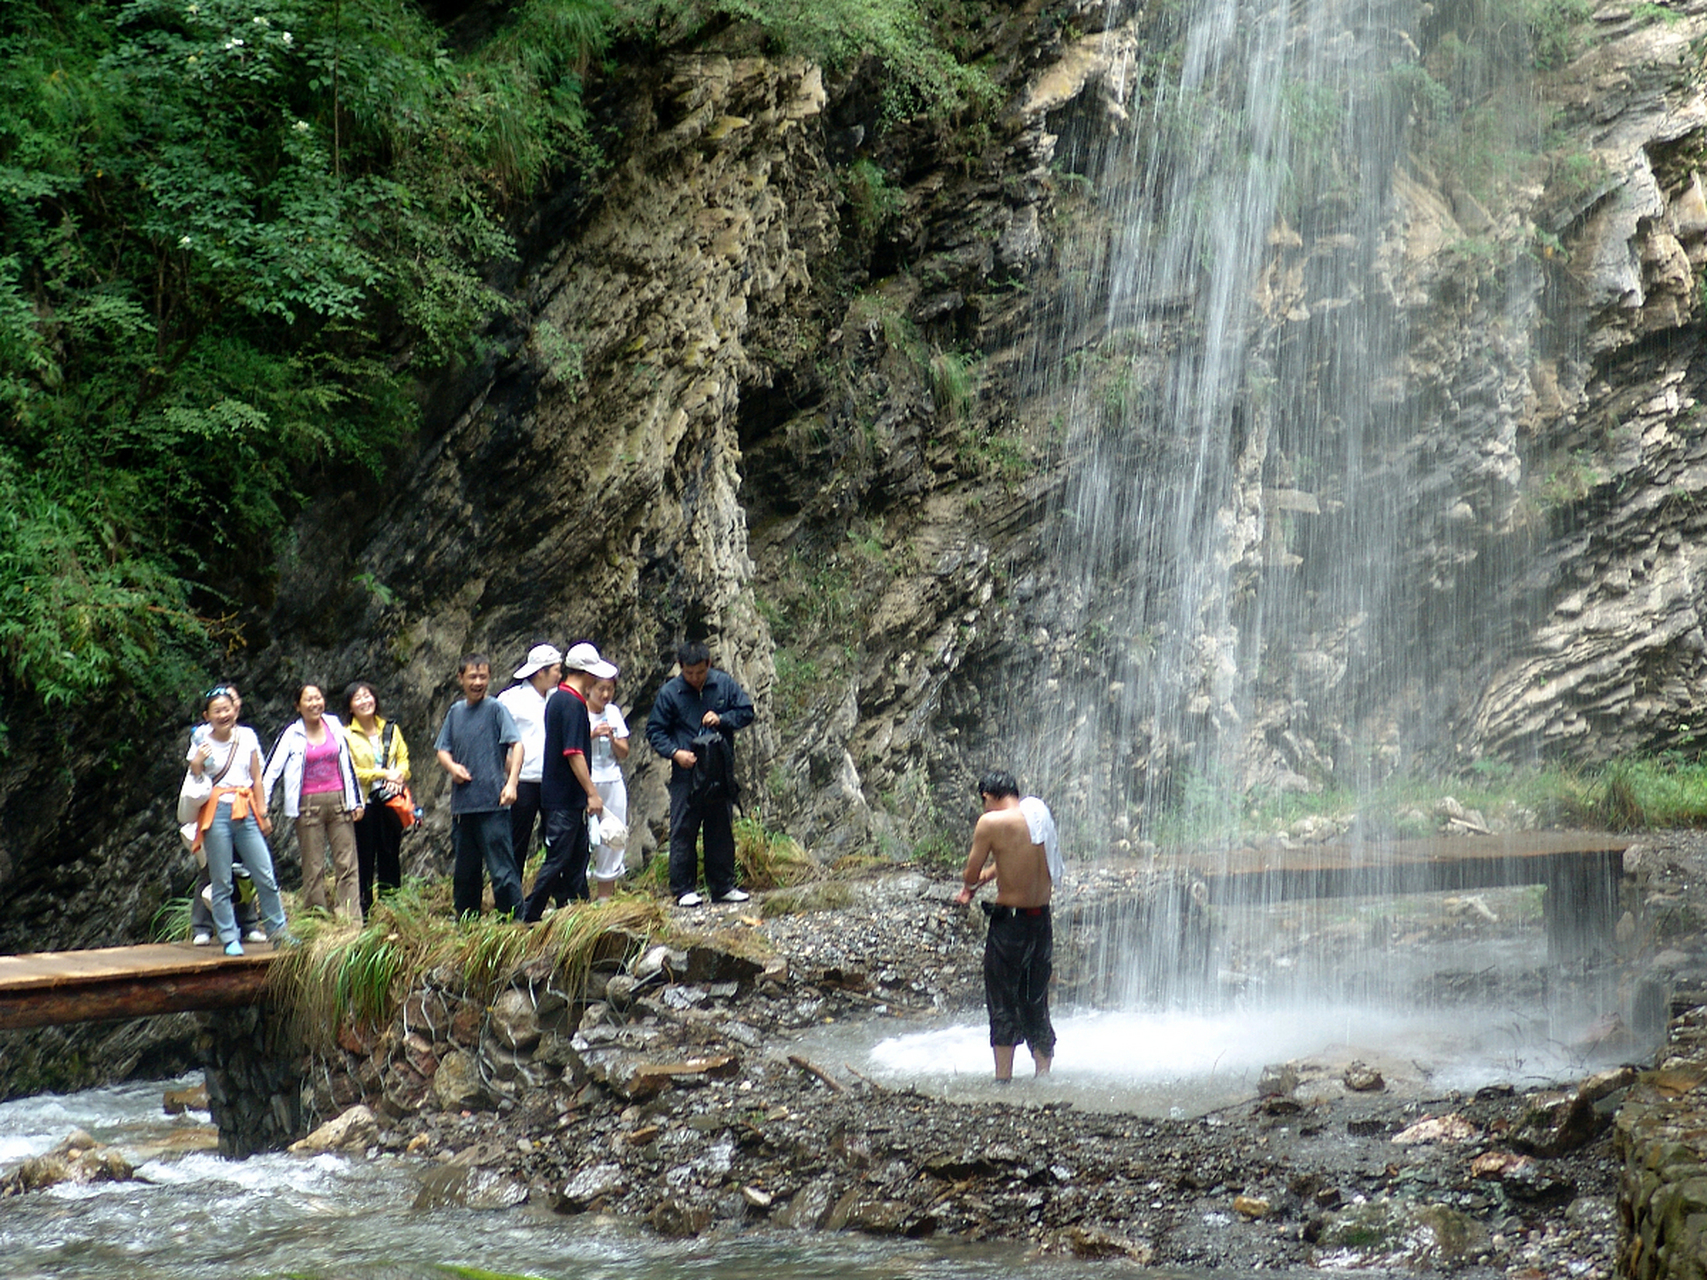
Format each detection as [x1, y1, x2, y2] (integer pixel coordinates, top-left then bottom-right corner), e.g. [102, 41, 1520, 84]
[1019, 796, 1063, 885]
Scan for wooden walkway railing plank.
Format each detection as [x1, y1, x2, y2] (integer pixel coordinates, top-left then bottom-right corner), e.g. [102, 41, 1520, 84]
[0, 942, 277, 1031]
[1171, 831, 1632, 903]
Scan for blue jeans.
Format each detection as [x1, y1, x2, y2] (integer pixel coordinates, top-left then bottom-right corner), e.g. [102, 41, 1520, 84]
[451, 810, 521, 918]
[202, 801, 287, 946]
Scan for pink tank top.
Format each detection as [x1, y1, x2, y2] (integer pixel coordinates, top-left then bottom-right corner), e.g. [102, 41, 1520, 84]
[301, 733, 342, 796]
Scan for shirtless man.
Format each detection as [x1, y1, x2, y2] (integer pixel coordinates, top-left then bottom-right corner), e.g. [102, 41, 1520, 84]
[954, 770, 1063, 1079]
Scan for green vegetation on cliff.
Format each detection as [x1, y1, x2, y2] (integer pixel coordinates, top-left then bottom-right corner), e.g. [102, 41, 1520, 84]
[1152, 754, 1707, 849]
[0, 0, 985, 721]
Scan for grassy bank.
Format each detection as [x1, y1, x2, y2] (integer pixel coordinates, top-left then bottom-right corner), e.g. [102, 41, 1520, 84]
[233, 814, 818, 1051]
[264, 882, 663, 1054]
[1151, 754, 1707, 849]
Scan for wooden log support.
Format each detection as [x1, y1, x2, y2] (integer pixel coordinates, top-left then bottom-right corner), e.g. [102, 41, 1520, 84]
[0, 943, 275, 1031]
[1540, 850, 1624, 963]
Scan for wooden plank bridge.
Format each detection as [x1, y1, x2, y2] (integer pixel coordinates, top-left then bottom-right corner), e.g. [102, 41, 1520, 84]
[0, 941, 278, 1032]
[1168, 830, 1634, 958]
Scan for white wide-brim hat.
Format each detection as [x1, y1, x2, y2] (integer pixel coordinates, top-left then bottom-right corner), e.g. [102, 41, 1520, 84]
[513, 643, 564, 680]
[563, 641, 618, 681]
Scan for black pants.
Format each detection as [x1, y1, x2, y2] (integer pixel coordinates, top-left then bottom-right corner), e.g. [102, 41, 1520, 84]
[189, 866, 259, 936]
[982, 903, 1056, 1057]
[451, 810, 521, 919]
[523, 807, 589, 921]
[353, 803, 403, 917]
[508, 780, 544, 881]
[667, 776, 736, 899]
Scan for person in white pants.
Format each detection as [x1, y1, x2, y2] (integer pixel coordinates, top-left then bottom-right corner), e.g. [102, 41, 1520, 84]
[587, 673, 630, 898]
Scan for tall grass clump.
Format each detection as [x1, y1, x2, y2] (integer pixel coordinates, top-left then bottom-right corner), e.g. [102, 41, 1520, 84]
[1595, 756, 1707, 829]
[734, 814, 818, 889]
[266, 878, 662, 1054]
[929, 350, 979, 424]
[150, 895, 193, 943]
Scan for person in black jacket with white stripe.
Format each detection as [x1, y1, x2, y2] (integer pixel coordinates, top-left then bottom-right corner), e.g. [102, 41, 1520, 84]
[645, 640, 755, 907]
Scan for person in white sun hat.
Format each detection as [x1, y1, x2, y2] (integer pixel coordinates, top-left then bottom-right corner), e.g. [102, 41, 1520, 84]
[497, 642, 563, 882]
[585, 669, 631, 898]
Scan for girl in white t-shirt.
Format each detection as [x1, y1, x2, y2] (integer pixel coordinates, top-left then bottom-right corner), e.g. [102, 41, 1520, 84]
[185, 687, 289, 954]
[586, 676, 630, 895]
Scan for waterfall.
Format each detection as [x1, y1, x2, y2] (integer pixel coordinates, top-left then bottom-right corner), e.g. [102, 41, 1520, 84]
[1015, 0, 1555, 1005]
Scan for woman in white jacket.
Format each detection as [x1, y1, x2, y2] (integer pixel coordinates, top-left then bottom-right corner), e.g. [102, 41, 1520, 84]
[263, 684, 366, 922]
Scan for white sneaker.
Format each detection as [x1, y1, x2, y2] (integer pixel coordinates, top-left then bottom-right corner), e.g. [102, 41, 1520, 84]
[676, 891, 704, 907]
[715, 888, 750, 903]
[244, 929, 268, 944]
[191, 932, 212, 946]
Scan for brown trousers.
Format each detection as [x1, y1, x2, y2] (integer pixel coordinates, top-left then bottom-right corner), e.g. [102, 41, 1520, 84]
[296, 790, 362, 923]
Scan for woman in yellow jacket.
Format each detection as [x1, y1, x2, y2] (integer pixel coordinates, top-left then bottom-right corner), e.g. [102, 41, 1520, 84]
[343, 681, 413, 915]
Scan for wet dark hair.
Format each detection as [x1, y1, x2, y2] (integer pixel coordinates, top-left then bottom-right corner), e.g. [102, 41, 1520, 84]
[977, 770, 1020, 800]
[344, 681, 380, 717]
[458, 653, 490, 675]
[676, 640, 711, 667]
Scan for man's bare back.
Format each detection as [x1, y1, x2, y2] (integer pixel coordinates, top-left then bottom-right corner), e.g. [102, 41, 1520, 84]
[953, 796, 1052, 908]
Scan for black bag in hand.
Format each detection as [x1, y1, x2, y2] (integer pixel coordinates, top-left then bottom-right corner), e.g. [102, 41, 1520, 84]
[688, 729, 737, 808]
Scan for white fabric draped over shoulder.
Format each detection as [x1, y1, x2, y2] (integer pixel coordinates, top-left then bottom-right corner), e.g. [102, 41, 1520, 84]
[1019, 796, 1063, 885]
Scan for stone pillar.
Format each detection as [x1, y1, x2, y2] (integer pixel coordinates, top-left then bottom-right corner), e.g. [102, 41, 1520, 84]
[196, 1003, 307, 1158]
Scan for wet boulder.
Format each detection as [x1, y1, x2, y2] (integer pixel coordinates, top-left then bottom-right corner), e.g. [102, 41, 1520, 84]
[826, 1191, 913, 1235]
[650, 1194, 712, 1237]
[489, 989, 541, 1052]
[564, 1032, 738, 1102]
[415, 1164, 529, 1210]
[432, 1049, 491, 1111]
[1511, 1090, 1601, 1157]
[922, 1147, 1017, 1179]
[162, 1084, 209, 1115]
[1258, 1062, 1298, 1096]
[1342, 1061, 1385, 1092]
[633, 945, 687, 985]
[1315, 1198, 1489, 1267]
[1392, 1113, 1478, 1145]
[0, 1130, 134, 1196]
[556, 1162, 625, 1212]
[1234, 1194, 1273, 1219]
[777, 1176, 840, 1228]
[685, 941, 765, 987]
[289, 1103, 378, 1154]
[1064, 1226, 1154, 1261]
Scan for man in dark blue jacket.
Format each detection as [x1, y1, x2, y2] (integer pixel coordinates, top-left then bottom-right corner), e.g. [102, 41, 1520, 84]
[645, 640, 755, 906]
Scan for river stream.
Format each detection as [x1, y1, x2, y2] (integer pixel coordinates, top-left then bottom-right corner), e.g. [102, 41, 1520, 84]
[0, 1076, 1154, 1280]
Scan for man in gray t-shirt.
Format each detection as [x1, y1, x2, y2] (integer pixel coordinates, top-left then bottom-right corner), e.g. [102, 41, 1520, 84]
[434, 654, 523, 918]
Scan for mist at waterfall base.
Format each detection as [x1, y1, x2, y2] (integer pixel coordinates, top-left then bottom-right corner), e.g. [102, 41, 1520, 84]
[799, 883, 1644, 1116]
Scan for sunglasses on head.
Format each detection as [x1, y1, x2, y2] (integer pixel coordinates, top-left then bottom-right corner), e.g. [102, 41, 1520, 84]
[204, 684, 236, 701]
